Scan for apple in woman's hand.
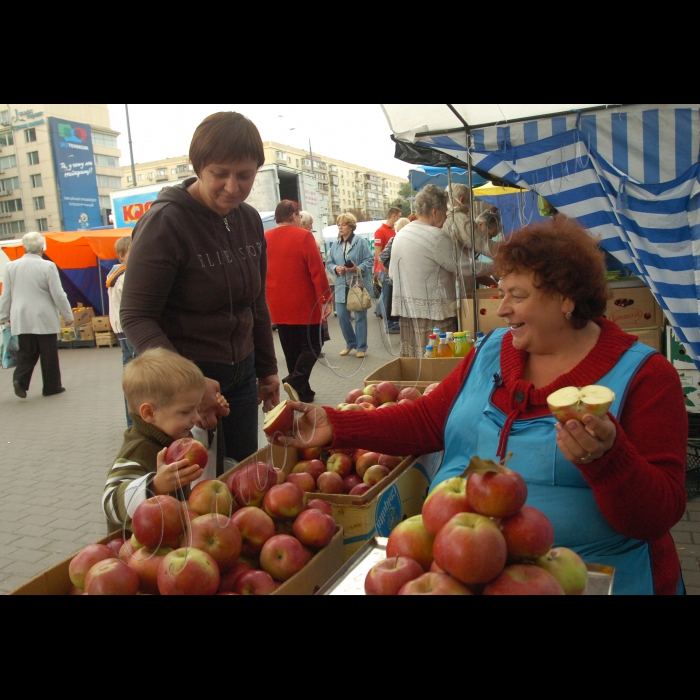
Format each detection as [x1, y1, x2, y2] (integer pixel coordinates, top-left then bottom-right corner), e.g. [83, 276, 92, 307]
[546, 385, 615, 423]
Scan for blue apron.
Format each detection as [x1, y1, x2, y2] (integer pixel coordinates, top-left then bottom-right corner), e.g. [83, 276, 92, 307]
[433, 328, 659, 595]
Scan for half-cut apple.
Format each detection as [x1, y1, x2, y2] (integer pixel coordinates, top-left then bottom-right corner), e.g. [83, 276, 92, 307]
[546, 385, 615, 423]
[263, 400, 295, 436]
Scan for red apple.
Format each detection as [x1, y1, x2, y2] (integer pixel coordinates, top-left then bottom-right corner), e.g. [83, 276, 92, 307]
[422, 476, 471, 537]
[129, 545, 174, 594]
[398, 386, 422, 401]
[85, 557, 140, 596]
[499, 505, 555, 561]
[293, 508, 336, 550]
[365, 556, 424, 595]
[186, 513, 242, 572]
[345, 388, 365, 404]
[298, 446, 322, 460]
[227, 462, 278, 508]
[188, 479, 233, 517]
[326, 452, 353, 478]
[262, 483, 306, 520]
[355, 451, 381, 478]
[118, 539, 134, 564]
[301, 545, 314, 565]
[69, 544, 115, 589]
[534, 547, 588, 595]
[343, 473, 363, 493]
[362, 384, 378, 399]
[546, 384, 615, 423]
[386, 515, 435, 571]
[422, 382, 440, 397]
[375, 381, 399, 405]
[231, 506, 276, 556]
[397, 572, 473, 595]
[433, 512, 507, 585]
[131, 494, 185, 549]
[378, 454, 403, 470]
[377, 402, 397, 409]
[157, 547, 220, 595]
[273, 468, 286, 485]
[165, 437, 208, 469]
[430, 560, 445, 574]
[233, 569, 277, 595]
[285, 472, 316, 493]
[355, 395, 379, 407]
[482, 564, 565, 595]
[307, 499, 333, 516]
[293, 459, 326, 481]
[360, 403, 377, 411]
[349, 483, 372, 498]
[317, 471, 344, 494]
[363, 464, 390, 486]
[260, 534, 307, 582]
[466, 467, 527, 519]
[398, 399, 415, 406]
[353, 449, 370, 461]
[262, 400, 294, 436]
[106, 537, 126, 559]
[217, 561, 251, 593]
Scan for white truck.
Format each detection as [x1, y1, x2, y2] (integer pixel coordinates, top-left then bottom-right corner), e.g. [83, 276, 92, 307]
[109, 164, 328, 248]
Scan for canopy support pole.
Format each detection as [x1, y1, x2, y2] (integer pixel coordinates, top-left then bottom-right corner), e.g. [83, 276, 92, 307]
[446, 104, 478, 336]
[446, 165, 462, 332]
[97, 261, 106, 315]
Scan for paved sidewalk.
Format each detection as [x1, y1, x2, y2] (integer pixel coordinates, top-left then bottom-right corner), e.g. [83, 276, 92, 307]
[0, 312, 697, 594]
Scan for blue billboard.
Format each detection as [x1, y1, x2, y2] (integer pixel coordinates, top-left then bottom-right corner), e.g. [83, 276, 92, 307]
[49, 117, 102, 231]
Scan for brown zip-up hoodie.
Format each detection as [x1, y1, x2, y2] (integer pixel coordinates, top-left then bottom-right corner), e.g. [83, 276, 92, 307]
[120, 177, 277, 378]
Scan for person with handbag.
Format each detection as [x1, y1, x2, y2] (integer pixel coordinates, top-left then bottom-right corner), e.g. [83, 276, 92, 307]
[325, 212, 374, 358]
[0, 231, 74, 398]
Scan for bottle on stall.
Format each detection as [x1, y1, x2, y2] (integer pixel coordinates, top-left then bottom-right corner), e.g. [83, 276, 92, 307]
[432, 327, 441, 337]
[429, 333, 438, 348]
[446, 331, 455, 354]
[453, 331, 468, 358]
[436, 333, 454, 358]
[424, 344, 435, 359]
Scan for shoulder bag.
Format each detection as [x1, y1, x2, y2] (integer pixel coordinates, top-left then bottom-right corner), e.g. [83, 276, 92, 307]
[346, 273, 372, 312]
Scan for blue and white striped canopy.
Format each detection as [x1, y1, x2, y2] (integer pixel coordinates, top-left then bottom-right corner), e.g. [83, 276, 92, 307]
[388, 104, 700, 369]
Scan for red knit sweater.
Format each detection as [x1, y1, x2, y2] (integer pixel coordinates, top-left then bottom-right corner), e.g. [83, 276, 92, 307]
[265, 225, 331, 325]
[327, 319, 687, 594]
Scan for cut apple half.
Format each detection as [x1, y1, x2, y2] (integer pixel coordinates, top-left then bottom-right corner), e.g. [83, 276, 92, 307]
[262, 400, 295, 436]
[546, 384, 615, 423]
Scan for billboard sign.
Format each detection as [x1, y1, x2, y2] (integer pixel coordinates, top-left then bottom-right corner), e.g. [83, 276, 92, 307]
[49, 117, 101, 231]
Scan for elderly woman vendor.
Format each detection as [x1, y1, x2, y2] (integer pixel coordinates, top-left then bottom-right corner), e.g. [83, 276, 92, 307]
[274, 216, 688, 595]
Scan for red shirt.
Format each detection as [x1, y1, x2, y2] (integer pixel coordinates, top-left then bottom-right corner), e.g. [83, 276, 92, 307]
[265, 225, 331, 325]
[373, 223, 395, 274]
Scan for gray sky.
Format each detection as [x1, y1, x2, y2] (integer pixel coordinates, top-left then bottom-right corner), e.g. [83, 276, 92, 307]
[106, 104, 410, 179]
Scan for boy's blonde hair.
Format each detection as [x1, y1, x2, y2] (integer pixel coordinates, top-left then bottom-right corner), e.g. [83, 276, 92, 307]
[123, 348, 205, 413]
[115, 235, 132, 260]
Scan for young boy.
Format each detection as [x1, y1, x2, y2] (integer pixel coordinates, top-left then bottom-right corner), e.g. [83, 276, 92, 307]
[107, 235, 137, 427]
[102, 347, 228, 530]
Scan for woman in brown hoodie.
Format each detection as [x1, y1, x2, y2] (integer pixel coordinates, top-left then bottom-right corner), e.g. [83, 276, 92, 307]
[120, 112, 279, 463]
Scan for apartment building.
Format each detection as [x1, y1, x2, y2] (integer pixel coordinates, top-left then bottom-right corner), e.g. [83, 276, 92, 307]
[0, 104, 122, 239]
[121, 141, 408, 226]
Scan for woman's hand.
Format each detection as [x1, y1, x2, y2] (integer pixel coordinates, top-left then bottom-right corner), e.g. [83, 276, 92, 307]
[555, 413, 617, 466]
[322, 301, 333, 320]
[269, 401, 334, 449]
[258, 374, 280, 412]
[152, 448, 203, 495]
[335, 266, 346, 275]
[196, 377, 230, 430]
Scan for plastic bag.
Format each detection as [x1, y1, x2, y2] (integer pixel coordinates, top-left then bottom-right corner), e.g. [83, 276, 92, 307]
[1, 327, 19, 369]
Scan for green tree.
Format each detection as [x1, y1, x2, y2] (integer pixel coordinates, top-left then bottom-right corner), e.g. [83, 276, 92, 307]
[396, 182, 417, 217]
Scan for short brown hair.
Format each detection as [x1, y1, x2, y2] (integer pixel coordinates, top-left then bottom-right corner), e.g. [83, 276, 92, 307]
[189, 112, 265, 175]
[275, 199, 301, 224]
[493, 215, 609, 329]
[387, 207, 402, 218]
[114, 235, 132, 260]
[123, 348, 206, 413]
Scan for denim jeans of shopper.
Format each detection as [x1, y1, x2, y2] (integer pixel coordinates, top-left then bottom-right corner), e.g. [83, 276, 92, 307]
[336, 302, 368, 352]
[379, 270, 399, 330]
[119, 337, 137, 427]
[375, 271, 385, 318]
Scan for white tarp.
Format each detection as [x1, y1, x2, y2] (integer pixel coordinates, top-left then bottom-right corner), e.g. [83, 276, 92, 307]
[322, 220, 386, 242]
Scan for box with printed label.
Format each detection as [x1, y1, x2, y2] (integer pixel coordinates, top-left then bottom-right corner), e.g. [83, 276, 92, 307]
[666, 326, 696, 370]
[75, 324, 94, 341]
[678, 369, 700, 413]
[92, 316, 112, 332]
[460, 290, 510, 336]
[604, 282, 664, 329]
[61, 304, 95, 328]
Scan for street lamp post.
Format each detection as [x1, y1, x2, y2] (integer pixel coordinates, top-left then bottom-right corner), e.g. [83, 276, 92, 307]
[125, 104, 137, 188]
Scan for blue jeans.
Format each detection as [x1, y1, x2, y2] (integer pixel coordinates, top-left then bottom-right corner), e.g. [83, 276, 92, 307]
[379, 270, 399, 330]
[119, 337, 137, 427]
[336, 302, 368, 352]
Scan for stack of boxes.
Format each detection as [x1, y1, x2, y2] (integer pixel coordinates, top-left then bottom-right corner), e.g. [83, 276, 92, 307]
[666, 326, 699, 413]
[92, 316, 119, 347]
[59, 304, 96, 347]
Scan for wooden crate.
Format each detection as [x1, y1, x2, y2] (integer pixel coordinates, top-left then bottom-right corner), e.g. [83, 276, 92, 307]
[95, 331, 119, 348]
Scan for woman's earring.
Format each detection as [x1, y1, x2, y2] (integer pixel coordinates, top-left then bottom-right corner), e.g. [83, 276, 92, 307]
[566, 312, 572, 320]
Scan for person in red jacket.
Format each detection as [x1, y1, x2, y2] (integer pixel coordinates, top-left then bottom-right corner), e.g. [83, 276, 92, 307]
[266, 200, 332, 403]
[272, 216, 688, 595]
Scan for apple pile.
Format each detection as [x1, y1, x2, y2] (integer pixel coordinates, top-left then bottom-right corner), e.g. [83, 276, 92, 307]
[336, 380, 441, 412]
[364, 453, 589, 595]
[68, 463, 338, 595]
[285, 446, 405, 498]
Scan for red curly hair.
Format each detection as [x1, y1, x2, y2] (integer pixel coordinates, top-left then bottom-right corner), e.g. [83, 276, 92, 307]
[493, 215, 610, 329]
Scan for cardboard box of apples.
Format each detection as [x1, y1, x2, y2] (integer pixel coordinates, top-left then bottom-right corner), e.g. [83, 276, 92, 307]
[10, 442, 343, 596]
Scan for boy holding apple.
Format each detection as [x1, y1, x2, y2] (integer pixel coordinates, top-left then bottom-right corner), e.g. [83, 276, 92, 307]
[102, 347, 228, 530]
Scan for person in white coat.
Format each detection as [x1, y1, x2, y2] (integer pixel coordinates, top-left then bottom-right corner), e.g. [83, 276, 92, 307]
[0, 231, 73, 398]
